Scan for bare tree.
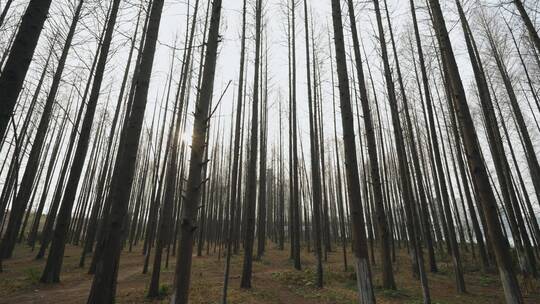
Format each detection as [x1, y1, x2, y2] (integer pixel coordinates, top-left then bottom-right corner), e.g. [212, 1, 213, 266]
[0, 0, 53, 140]
[330, 0, 375, 302]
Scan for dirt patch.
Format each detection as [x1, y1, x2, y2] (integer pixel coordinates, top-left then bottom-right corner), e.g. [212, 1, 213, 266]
[0, 244, 538, 303]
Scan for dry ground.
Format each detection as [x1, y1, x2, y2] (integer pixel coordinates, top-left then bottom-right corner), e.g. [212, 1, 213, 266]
[0, 242, 539, 303]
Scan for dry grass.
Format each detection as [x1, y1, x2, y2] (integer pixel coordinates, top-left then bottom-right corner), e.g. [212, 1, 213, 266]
[0, 243, 538, 303]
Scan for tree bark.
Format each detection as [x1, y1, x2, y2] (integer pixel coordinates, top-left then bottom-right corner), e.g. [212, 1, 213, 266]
[240, 0, 263, 289]
[2, 0, 84, 260]
[513, 0, 540, 60]
[330, 0, 375, 302]
[0, 0, 53, 140]
[86, 0, 165, 301]
[40, 0, 122, 284]
[426, 0, 523, 302]
[170, 0, 222, 302]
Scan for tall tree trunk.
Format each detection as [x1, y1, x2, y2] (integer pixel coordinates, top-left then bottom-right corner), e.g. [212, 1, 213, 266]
[170, 0, 222, 302]
[329, 36, 348, 271]
[287, 0, 302, 270]
[0, 0, 14, 28]
[380, 1, 430, 296]
[484, 22, 538, 278]
[86, 0, 165, 301]
[0, 38, 54, 229]
[302, 0, 324, 287]
[240, 0, 263, 289]
[27, 110, 69, 248]
[1, 0, 84, 260]
[222, 0, 247, 294]
[513, 0, 540, 60]
[372, 0, 415, 290]
[40, 0, 122, 284]
[257, 38, 268, 259]
[330, 0, 375, 302]
[81, 4, 144, 268]
[0, 0, 53, 139]
[147, 0, 199, 296]
[408, 0, 439, 272]
[426, 0, 523, 302]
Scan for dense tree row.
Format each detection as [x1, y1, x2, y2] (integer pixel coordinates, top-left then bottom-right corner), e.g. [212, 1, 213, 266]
[0, 0, 539, 303]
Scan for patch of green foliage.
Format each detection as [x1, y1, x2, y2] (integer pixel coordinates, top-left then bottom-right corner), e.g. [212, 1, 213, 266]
[144, 284, 170, 300]
[478, 275, 497, 287]
[23, 267, 40, 284]
[158, 284, 170, 297]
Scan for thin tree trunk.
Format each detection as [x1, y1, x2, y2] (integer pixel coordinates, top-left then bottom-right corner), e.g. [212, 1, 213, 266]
[302, 0, 323, 287]
[240, 0, 263, 289]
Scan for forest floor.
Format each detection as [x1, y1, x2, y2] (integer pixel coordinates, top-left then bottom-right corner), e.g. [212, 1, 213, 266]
[0, 242, 539, 303]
